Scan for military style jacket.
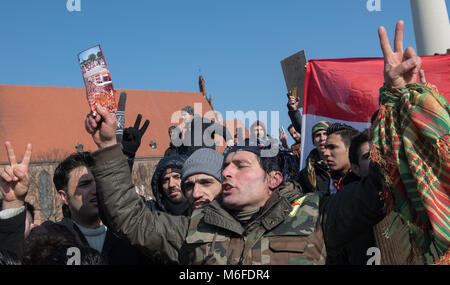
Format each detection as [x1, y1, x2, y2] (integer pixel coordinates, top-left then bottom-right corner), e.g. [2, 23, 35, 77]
[91, 145, 384, 265]
[180, 184, 326, 265]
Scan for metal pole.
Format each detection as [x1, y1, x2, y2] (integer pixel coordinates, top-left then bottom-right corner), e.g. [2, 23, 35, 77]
[410, 0, 450, 55]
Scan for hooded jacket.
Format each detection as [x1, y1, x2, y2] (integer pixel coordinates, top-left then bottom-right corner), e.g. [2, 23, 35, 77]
[147, 155, 190, 216]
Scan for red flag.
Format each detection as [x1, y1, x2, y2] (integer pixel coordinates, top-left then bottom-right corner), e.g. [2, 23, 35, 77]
[300, 55, 450, 168]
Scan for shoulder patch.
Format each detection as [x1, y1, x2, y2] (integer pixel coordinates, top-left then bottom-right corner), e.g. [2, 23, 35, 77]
[289, 196, 307, 217]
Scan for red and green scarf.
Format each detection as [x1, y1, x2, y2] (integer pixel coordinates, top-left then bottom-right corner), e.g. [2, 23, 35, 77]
[370, 82, 450, 264]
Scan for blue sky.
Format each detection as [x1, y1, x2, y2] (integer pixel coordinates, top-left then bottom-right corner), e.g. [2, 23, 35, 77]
[1, 0, 448, 144]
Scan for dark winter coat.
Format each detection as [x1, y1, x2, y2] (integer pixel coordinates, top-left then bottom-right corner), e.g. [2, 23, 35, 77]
[36, 218, 151, 265]
[0, 200, 25, 259]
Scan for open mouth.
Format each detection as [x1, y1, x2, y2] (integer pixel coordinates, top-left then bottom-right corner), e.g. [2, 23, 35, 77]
[222, 182, 235, 195]
[193, 200, 210, 209]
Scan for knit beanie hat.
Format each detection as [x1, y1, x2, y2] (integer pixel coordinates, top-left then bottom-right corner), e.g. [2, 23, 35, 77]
[311, 121, 331, 143]
[181, 148, 224, 185]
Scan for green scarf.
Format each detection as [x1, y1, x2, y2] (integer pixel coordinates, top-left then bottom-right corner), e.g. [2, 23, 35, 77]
[370, 82, 450, 263]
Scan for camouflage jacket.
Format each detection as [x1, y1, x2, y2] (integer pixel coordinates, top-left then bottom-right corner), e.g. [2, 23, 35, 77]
[91, 145, 384, 265]
[180, 182, 326, 265]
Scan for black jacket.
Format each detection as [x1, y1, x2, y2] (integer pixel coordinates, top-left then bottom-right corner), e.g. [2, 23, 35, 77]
[320, 163, 385, 264]
[288, 109, 302, 134]
[163, 143, 183, 157]
[0, 200, 25, 259]
[179, 115, 232, 156]
[37, 218, 150, 265]
[325, 171, 376, 264]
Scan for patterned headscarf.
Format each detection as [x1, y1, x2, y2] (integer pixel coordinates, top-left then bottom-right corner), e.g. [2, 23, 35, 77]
[371, 82, 450, 264]
[311, 121, 331, 143]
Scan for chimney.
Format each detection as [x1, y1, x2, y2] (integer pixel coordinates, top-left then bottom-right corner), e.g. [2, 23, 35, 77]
[199, 75, 207, 98]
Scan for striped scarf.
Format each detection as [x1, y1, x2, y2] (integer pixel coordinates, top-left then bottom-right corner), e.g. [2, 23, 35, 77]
[370, 82, 450, 263]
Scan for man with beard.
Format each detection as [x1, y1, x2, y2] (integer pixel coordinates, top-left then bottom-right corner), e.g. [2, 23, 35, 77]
[181, 148, 223, 210]
[147, 155, 190, 216]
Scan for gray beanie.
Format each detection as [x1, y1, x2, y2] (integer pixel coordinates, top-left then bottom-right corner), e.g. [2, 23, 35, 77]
[181, 148, 224, 185]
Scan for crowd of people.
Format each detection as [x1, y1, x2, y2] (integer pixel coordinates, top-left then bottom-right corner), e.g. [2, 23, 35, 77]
[0, 21, 449, 265]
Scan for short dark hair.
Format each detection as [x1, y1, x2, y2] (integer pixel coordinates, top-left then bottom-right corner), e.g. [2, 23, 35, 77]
[181, 105, 194, 115]
[53, 152, 94, 192]
[22, 223, 105, 265]
[168, 125, 177, 134]
[349, 129, 370, 166]
[326, 123, 359, 148]
[287, 124, 295, 131]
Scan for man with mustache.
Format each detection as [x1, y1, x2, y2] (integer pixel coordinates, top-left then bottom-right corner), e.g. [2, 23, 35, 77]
[181, 148, 223, 210]
[147, 155, 190, 216]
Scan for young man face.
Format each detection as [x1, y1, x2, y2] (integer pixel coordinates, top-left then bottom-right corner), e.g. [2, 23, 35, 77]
[58, 166, 98, 224]
[181, 111, 194, 124]
[221, 151, 281, 212]
[252, 125, 266, 139]
[323, 133, 351, 176]
[183, 174, 222, 209]
[161, 171, 186, 204]
[288, 126, 301, 144]
[312, 130, 328, 160]
[351, 141, 370, 178]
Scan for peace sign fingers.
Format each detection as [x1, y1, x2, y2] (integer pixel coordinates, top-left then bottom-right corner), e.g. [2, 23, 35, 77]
[1, 142, 32, 202]
[133, 114, 149, 136]
[20, 143, 33, 172]
[5, 141, 17, 167]
[378, 26, 393, 59]
[139, 119, 150, 136]
[5, 142, 32, 169]
[133, 114, 142, 129]
[393, 20, 404, 53]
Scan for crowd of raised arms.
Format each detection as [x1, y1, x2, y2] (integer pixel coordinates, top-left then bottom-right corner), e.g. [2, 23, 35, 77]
[1, 21, 449, 265]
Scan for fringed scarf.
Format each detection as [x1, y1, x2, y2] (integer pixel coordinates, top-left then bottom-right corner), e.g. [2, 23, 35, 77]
[370, 82, 450, 264]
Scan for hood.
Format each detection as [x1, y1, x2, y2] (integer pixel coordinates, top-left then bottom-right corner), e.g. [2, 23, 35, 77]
[150, 155, 189, 215]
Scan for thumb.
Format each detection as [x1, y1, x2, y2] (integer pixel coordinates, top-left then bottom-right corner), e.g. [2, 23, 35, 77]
[419, 69, 426, 83]
[96, 105, 116, 125]
[13, 167, 28, 184]
[392, 57, 420, 78]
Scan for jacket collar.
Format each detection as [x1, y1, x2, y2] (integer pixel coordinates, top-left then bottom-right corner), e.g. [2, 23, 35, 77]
[201, 181, 302, 236]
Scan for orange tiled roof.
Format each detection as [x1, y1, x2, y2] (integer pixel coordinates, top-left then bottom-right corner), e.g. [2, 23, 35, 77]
[0, 84, 216, 162]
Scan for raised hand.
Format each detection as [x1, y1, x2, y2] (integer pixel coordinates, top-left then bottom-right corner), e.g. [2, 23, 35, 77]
[115, 92, 127, 144]
[121, 114, 150, 157]
[378, 20, 422, 88]
[85, 105, 118, 149]
[287, 91, 299, 111]
[0, 142, 32, 209]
